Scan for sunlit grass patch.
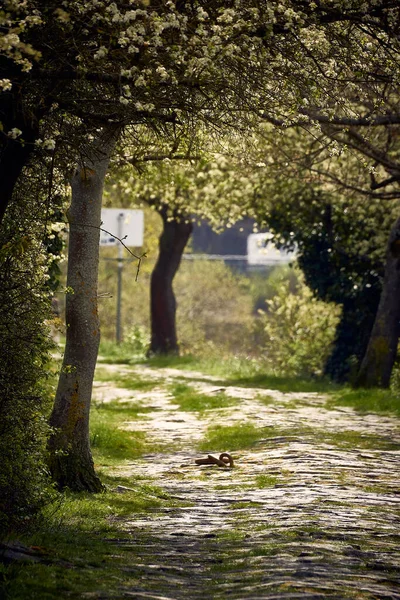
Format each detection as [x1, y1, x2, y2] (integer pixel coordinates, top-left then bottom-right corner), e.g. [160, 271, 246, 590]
[90, 400, 150, 465]
[198, 422, 272, 452]
[170, 382, 237, 412]
[95, 368, 160, 391]
[92, 398, 153, 417]
[255, 474, 279, 488]
[321, 429, 400, 451]
[257, 394, 276, 405]
[228, 373, 338, 393]
[97, 339, 147, 364]
[326, 387, 400, 417]
[142, 353, 340, 393]
[91, 421, 147, 462]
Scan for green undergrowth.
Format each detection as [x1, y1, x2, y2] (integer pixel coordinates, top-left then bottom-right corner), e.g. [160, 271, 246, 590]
[1, 478, 175, 599]
[97, 351, 400, 417]
[97, 339, 146, 364]
[170, 382, 238, 411]
[255, 474, 279, 488]
[97, 343, 400, 417]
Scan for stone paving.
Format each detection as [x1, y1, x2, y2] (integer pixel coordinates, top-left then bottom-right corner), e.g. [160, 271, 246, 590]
[93, 366, 400, 599]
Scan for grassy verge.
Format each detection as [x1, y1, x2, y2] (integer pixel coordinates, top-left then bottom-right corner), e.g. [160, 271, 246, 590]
[94, 367, 160, 390]
[326, 387, 400, 417]
[97, 345, 400, 416]
[1, 479, 174, 599]
[98, 346, 340, 394]
[1, 392, 176, 599]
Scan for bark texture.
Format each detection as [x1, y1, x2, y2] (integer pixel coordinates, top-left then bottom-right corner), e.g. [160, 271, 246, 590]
[149, 207, 192, 355]
[48, 130, 117, 491]
[355, 216, 400, 388]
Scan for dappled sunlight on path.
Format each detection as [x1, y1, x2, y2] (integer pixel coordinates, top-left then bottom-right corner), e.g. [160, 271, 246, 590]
[93, 363, 400, 599]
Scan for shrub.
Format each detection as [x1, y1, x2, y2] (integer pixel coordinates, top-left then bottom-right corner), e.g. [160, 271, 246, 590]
[175, 259, 254, 354]
[255, 269, 341, 377]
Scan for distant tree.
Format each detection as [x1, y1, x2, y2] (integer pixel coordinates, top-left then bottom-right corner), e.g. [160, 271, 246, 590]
[107, 138, 255, 355]
[149, 204, 193, 355]
[256, 181, 392, 382]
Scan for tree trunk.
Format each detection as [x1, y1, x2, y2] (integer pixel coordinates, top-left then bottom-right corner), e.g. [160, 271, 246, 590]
[149, 207, 193, 355]
[48, 129, 118, 491]
[355, 216, 400, 388]
[324, 296, 379, 383]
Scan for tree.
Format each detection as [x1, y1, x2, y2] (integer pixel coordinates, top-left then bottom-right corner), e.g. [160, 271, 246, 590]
[355, 216, 400, 388]
[2, 1, 400, 510]
[254, 178, 391, 382]
[256, 4, 400, 385]
[47, 127, 119, 491]
[106, 137, 256, 355]
[248, 121, 400, 385]
[149, 205, 193, 355]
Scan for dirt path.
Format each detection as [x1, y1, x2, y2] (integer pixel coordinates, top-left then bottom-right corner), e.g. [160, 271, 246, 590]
[93, 365, 400, 599]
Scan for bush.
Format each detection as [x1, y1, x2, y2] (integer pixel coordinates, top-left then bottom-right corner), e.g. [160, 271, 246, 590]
[0, 165, 58, 535]
[174, 259, 254, 355]
[255, 269, 341, 377]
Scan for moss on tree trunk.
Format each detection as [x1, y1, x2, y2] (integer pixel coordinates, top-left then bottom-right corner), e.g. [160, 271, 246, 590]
[48, 128, 117, 491]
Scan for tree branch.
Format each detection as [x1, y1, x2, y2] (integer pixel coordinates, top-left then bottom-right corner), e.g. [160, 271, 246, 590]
[262, 110, 400, 128]
[84, 224, 147, 282]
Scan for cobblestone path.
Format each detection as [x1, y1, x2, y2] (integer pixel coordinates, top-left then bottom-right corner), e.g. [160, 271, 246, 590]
[94, 365, 400, 599]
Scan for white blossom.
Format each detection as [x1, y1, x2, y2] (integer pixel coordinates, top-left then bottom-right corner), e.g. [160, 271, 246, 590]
[93, 46, 108, 60]
[8, 128, 22, 139]
[0, 79, 12, 92]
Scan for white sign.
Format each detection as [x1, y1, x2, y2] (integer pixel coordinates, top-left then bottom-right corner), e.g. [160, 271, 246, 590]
[100, 209, 144, 247]
[247, 232, 296, 265]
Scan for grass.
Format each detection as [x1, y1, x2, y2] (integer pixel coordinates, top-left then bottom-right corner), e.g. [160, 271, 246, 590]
[90, 400, 148, 465]
[321, 429, 400, 451]
[2, 384, 178, 599]
[90, 399, 176, 467]
[170, 382, 238, 412]
[1, 480, 174, 600]
[100, 350, 341, 394]
[6, 347, 400, 598]
[97, 343, 400, 415]
[255, 474, 279, 488]
[198, 422, 276, 452]
[94, 368, 160, 390]
[97, 339, 147, 364]
[326, 387, 400, 416]
[151, 354, 334, 392]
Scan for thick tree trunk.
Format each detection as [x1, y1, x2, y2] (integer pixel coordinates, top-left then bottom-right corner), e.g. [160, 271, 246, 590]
[149, 207, 193, 355]
[48, 129, 117, 491]
[355, 216, 400, 388]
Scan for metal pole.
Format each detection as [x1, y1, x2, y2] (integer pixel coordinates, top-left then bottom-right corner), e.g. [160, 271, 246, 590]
[116, 212, 124, 344]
